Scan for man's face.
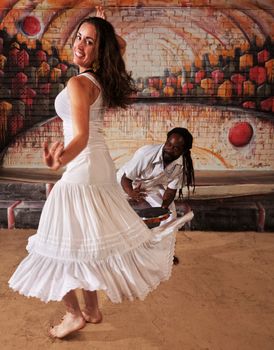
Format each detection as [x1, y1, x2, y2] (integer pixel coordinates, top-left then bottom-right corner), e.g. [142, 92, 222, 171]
[162, 134, 185, 164]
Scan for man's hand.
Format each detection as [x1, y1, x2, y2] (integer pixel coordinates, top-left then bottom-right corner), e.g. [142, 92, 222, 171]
[43, 141, 64, 171]
[128, 183, 147, 202]
[121, 174, 147, 202]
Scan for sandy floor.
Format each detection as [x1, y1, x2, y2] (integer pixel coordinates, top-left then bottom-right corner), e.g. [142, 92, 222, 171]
[1, 229, 274, 350]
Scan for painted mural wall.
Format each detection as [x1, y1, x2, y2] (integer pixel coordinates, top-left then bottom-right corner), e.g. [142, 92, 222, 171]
[0, 0, 273, 171]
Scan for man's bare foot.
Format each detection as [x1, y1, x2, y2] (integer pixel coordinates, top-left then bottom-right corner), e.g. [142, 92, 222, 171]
[49, 312, 86, 339]
[82, 308, 103, 324]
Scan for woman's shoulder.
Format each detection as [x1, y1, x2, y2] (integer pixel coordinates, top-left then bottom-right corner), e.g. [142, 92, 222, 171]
[67, 74, 101, 106]
[67, 74, 99, 95]
[72, 73, 100, 87]
[67, 74, 89, 87]
[66, 74, 83, 89]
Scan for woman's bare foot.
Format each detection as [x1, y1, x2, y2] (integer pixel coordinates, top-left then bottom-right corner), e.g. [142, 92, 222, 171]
[49, 312, 86, 339]
[82, 308, 103, 324]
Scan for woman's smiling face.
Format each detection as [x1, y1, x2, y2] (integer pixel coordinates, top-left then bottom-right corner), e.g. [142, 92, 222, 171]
[73, 22, 97, 72]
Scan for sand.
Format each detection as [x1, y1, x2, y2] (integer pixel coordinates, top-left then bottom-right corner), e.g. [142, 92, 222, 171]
[1, 229, 274, 350]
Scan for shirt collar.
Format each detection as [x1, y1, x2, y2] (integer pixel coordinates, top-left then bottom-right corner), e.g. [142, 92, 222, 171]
[152, 144, 183, 167]
[152, 145, 164, 164]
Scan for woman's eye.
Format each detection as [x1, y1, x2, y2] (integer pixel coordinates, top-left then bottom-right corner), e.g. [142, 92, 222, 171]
[86, 40, 93, 45]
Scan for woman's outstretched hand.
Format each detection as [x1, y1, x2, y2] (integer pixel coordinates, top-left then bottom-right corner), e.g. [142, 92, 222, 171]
[96, 6, 106, 20]
[43, 141, 64, 170]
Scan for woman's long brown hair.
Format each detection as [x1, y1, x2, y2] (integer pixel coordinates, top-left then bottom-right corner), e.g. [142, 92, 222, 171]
[74, 17, 136, 108]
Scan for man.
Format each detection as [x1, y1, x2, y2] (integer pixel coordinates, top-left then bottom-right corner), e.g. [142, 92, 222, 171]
[117, 127, 195, 223]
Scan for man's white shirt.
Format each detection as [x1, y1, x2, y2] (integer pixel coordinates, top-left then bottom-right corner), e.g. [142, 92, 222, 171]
[116, 144, 183, 191]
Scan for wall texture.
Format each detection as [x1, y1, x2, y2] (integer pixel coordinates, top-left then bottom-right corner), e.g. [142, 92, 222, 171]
[2, 104, 274, 170]
[0, 0, 273, 171]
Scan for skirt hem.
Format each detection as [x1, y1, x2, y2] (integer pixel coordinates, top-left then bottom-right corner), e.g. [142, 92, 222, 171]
[9, 233, 176, 304]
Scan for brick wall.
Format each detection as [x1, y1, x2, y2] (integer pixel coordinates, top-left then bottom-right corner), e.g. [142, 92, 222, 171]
[0, 2, 273, 170]
[3, 104, 274, 170]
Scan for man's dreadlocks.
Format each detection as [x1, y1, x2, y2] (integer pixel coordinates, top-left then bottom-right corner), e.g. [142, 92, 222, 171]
[167, 127, 195, 199]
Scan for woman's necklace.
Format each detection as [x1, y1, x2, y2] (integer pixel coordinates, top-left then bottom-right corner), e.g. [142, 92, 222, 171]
[79, 68, 95, 75]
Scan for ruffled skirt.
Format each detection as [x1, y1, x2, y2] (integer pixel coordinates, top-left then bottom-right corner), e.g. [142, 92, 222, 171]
[9, 179, 193, 303]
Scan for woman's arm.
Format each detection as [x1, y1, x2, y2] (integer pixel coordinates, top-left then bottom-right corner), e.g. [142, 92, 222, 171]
[44, 76, 99, 170]
[95, 5, 126, 55]
[116, 35, 126, 56]
[57, 77, 90, 166]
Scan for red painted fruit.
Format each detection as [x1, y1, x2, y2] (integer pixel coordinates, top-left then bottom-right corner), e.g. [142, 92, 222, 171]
[22, 16, 41, 37]
[228, 122, 253, 147]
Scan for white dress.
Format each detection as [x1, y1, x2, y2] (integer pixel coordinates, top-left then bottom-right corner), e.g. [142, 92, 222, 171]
[116, 144, 183, 222]
[9, 74, 193, 303]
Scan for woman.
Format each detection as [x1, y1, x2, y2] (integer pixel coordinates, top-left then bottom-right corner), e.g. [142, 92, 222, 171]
[9, 10, 193, 339]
